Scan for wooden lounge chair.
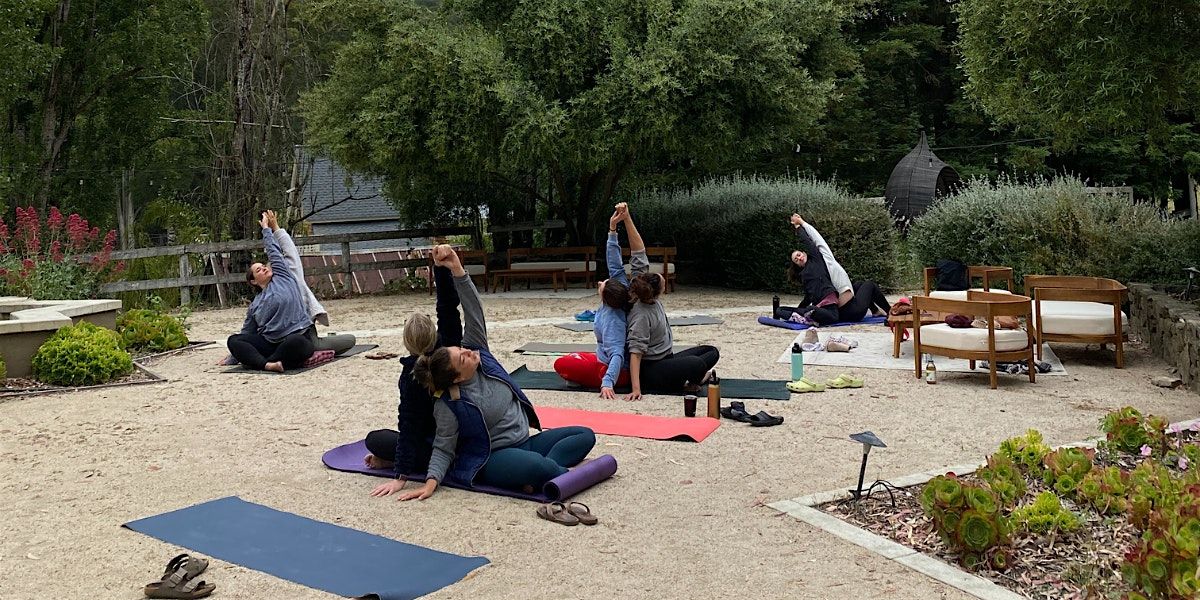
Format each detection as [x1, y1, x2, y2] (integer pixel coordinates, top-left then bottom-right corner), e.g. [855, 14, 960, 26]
[1023, 275, 1127, 368]
[912, 291, 1036, 389]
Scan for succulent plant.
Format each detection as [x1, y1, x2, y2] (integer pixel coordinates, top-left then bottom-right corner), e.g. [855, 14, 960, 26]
[1011, 491, 1082, 535]
[1079, 466, 1131, 515]
[1122, 484, 1200, 599]
[978, 454, 1028, 508]
[998, 429, 1051, 476]
[1042, 447, 1095, 498]
[920, 474, 1010, 568]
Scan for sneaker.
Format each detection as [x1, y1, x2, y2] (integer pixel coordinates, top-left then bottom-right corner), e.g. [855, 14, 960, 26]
[575, 309, 596, 322]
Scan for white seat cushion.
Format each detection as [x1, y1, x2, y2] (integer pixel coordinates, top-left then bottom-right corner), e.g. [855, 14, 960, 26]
[622, 263, 676, 275]
[1037, 300, 1125, 335]
[464, 264, 486, 276]
[929, 288, 1014, 301]
[919, 323, 1030, 352]
[510, 260, 597, 272]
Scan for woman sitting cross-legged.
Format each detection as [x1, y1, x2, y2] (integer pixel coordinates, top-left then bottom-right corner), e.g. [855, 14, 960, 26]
[226, 211, 317, 372]
[622, 204, 720, 401]
[553, 204, 641, 399]
[777, 213, 890, 326]
[373, 244, 597, 501]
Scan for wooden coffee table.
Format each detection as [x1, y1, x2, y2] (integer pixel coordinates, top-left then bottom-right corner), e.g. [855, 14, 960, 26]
[490, 268, 568, 293]
[888, 311, 947, 357]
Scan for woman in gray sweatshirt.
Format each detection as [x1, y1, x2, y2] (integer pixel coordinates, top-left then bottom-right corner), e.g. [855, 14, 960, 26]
[395, 245, 596, 501]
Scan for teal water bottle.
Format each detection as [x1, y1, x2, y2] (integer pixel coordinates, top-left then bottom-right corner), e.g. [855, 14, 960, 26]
[791, 343, 804, 380]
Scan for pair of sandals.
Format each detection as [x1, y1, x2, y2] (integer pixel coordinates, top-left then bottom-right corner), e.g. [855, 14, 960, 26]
[786, 373, 864, 393]
[720, 401, 783, 427]
[144, 554, 215, 599]
[537, 501, 598, 526]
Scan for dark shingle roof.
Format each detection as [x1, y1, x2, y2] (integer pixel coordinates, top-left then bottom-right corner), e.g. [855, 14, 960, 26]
[300, 153, 400, 224]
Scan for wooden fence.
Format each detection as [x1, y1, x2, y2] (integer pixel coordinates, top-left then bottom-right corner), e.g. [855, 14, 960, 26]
[83, 226, 477, 306]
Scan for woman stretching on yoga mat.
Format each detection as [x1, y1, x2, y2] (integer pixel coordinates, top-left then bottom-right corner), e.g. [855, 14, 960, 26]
[362, 262, 462, 482]
[225, 212, 316, 372]
[777, 213, 890, 326]
[378, 245, 596, 501]
[623, 205, 720, 401]
[552, 204, 642, 399]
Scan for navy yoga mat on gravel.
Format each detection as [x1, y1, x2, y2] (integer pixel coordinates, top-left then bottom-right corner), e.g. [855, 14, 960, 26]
[757, 315, 887, 331]
[123, 496, 488, 600]
[323, 440, 618, 502]
[509, 365, 791, 401]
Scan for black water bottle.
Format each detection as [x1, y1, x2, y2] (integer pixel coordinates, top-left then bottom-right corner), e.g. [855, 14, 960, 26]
[772, 294, 780, 317]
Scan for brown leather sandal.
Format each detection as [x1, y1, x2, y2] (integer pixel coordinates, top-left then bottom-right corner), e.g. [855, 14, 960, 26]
[144, 554, 215, 599]
[565, 501, 598, 525]
[536, 502, 580, 526]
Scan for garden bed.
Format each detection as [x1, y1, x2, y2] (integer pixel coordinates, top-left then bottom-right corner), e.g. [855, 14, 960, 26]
[806, 412, 1200, 600]
[0, 363, 166, 399]
[131, 340, 215, 365]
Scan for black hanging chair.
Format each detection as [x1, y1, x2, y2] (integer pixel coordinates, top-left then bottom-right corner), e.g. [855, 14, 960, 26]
[884, 131, 960, 226]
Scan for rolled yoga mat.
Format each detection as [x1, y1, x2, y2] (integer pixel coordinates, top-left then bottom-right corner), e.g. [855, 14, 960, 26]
[757, 315, 888, 331]
[536, 405, 720, 442]
[222, 343, 378, 373]
[556, 314, 723, 332]
[509, 365, 791, 401]
[322, 440, 618, 502]
[123, 496, 488, 600]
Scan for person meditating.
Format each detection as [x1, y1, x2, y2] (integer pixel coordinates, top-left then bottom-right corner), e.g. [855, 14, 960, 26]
[553, 203, 644, 399]
[226, 211, 317, 372]
[622, 204, 720, 400]
[373, 244, 596, 501]
[777, 213, 890, 326]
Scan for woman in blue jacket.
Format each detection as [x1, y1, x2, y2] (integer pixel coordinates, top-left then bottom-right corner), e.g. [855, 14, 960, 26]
[389, 245, 596, 500]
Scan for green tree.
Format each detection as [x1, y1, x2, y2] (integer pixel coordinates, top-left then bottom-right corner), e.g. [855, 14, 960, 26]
[302, 0, 854, 243]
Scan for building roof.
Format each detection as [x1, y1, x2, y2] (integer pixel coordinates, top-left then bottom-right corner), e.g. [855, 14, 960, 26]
[299, 153, 401, 224]
[884, 131, 960, 224]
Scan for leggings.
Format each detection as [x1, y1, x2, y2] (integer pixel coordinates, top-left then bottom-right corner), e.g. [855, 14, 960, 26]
[476, 426, 596, 490]
[365, 428, 401, 462]
[638, 345, 720, 391]
[553, 352, 630, 388]
[775, 305, 839, 326]
[228, 325, 316, 370]
[775, 281, 890, 325]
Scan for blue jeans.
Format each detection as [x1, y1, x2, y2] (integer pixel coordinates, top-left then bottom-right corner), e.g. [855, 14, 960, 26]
[477, 426, 596, 490]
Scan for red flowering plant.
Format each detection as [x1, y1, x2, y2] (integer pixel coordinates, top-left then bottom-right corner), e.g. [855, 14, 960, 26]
[0, 206, 125, 299]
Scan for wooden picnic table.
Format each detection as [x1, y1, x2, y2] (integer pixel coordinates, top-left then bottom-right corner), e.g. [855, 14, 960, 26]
[490, 268, 569, 293]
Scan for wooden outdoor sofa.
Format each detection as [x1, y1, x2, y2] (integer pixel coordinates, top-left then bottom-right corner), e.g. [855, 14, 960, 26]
[912, 290, 1037, 389]
[923, 265, 1016, 299]
[1024, 275, 1128, 368]
[504, 246, 598, 288]
[619, 247, 678, 293]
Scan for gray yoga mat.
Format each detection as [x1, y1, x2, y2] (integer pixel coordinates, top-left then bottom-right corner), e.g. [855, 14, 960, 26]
[555, 315, 723, 332]
[222, 344, 379, 374]
[510, 365, 790, 400]
[513, 342, 693, 355]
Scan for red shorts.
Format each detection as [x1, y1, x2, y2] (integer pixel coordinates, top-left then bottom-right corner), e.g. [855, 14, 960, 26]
[553, 352, 630, 388]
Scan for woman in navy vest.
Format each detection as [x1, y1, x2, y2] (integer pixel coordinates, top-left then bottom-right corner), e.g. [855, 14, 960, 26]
[397, 245, 596, 500]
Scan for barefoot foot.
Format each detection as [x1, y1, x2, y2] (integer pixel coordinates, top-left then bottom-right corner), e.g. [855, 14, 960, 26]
[264, 361, 285, 373]
[364, 454, 395, 470]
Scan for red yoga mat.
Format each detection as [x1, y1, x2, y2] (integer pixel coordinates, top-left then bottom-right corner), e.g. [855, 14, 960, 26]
[536, 406, 720, 443]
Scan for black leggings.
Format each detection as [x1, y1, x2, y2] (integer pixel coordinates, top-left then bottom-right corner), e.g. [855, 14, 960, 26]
[228, 325, 316, 370]
[366, 428, 401, 462]
[638, 345, 720, 391]
[838, 281, 890, 323]
[775, 304, 839, 325]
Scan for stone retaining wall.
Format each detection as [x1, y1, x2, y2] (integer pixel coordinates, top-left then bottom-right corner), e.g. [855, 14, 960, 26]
[1128, 283, 1200, 388]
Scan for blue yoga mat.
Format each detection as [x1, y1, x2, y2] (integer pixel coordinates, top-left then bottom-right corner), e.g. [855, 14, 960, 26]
[123, 497, 488, 600]
[757, 315, 888, 330]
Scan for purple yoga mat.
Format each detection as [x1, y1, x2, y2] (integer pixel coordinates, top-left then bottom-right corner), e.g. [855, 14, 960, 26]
[757, 314, 887, 330]
[321, 440, 617, 502]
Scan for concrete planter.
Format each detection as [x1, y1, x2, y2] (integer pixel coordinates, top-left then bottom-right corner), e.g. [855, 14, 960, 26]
[1128, 283, 1200, 389]
[0, 297, 122, 378]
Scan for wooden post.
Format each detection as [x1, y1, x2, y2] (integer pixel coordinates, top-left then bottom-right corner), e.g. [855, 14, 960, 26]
[341, 241, 353, 295]
[209, 253, 228, 308]
[178, 254, 192, 306]
[286, 145, 303, 227]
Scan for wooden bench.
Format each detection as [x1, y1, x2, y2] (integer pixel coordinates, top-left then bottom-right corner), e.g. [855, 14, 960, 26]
[427, 248, 489, 294]
[490, 268, 568, 293]
[1024, 275, 1128, 368]
[923, 265, 1015, 298]
[617, 247, 677, 293]
[505, 246, 597, 288]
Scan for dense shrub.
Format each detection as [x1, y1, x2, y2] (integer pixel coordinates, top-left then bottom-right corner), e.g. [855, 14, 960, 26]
[117, 308, 189, 352]
[0, 351, 6, 380]
[631, 175, 898, 291]
[0, 206, 124, 299]
[909, 177, 1200, 286]
[31, 321, 133, 386]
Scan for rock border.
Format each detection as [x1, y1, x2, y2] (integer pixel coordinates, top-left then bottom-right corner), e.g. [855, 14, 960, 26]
[1128, 283, 1200, 389]
[768, 417, 1200, 600]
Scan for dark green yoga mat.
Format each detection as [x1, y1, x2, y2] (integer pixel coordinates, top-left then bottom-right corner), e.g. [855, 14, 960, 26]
[509, 365, 790, 400]
[222, 344, 379, 374]
[555, 315, 723, 332]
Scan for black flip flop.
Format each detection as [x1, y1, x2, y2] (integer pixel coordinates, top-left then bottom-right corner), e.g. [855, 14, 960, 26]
[746, 411, 784, 427]
[719, 401, 753, 423]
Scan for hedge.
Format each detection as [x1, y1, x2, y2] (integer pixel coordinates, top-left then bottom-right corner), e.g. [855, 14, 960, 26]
[629, 175, 898, 291]
[908, 177, 1200, 286]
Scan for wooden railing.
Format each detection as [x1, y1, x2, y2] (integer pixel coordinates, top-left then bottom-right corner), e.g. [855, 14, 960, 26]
[83, 226, 477, 306]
